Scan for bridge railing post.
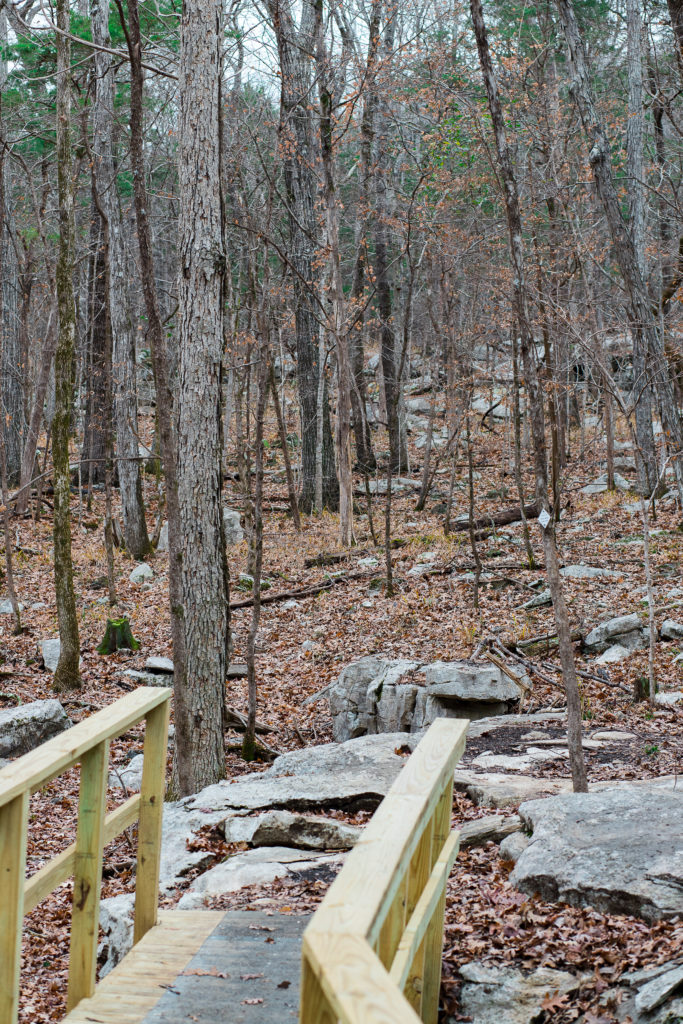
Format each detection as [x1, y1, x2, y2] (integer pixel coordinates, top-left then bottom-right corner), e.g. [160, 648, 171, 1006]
[0, 792, 29, 1024]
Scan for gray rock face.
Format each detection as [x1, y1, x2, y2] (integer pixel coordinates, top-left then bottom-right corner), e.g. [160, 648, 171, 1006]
[635, 965, 683, 1015]
[129, 562, 153, 584]
[453, 770, 572, 809]
[158, 733, 419, 891]
[177, 847, 345, 908]
[223, 508, 244, 545]
[157, 522, 168, 553]
[0, 599, 23, 614]
[145, 656, 174, 674]
[109, 753, 144, 793]
[499, 831, 529, 863]
[329, 656, 520, 742]
[560, 564, 621, 580]
[512, 785, 683, 921]
[224, 810, 361, 851]
[98, 893, 135, 977]
[0, 699, 71, 757]
[584, 613, 645, 653]
[661, 619, 683, 641]
[459, 962, 582, 1024]
[41, 638, 62, 672]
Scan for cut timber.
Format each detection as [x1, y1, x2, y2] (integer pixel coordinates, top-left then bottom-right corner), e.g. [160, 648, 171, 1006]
[62, 910, 223, 1023]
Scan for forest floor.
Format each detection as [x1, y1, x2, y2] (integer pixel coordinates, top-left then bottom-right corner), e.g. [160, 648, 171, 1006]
[3, 399, 682, 1023]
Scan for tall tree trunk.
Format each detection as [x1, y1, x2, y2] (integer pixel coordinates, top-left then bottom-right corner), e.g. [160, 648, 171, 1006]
[0, 20, 21, 487]
[80, 206, 107, 486]
[116, 0, 186, 717]
[626, 0, 657, 494]
[470, 0, 587, 792]
[174, 0, 230, 795]
[555, 0, 683, 499]
[52, 0, 81, 692]
[91, 0, 150, 559]
[267, 0, 339, 513]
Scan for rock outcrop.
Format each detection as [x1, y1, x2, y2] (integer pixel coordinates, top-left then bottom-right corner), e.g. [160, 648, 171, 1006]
[0, 699, 71, 757]
[329, 656, 522, 741]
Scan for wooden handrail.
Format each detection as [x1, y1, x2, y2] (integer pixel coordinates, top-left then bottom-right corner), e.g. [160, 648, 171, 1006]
[0, 687, 171, 1024]
[300, 718, 467, 1024]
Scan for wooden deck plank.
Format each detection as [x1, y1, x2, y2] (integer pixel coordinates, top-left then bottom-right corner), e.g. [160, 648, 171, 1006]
[63, 911, 224, 1024]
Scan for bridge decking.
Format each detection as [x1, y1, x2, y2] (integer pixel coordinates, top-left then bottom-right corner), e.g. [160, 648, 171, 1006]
[63, 910, 308, 1024]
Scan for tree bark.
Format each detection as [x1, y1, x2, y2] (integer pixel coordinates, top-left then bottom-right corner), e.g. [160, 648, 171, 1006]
[626, 0, 657, 494]
[174, 0, 230, 795]
[91, 0, 150, 559]
[52, 0, 81, 692]
[116, 0, 186, 721]
[555, 0, 683, 498]
[470, 0, 587, 792]
[267, 0, 339, 513]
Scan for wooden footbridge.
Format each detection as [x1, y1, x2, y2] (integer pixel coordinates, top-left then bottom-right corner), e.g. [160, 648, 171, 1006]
[0, 688, 467, 1024]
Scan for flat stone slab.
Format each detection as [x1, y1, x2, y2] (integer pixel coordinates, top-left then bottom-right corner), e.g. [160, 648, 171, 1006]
[459, 962, 583, 1023]
[512, 784, 683, 921]
[159, 734, 419, 889]
[453, 771, 573, 808]
[179, 848, 344, 908]
[142, 911, 307, 1023]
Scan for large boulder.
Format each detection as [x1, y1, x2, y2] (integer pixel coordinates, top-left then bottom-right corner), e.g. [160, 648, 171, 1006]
[0, 699, 71, 758]
[511, 784, 683, 921]
[224, 810, 361, 851]
[583, 612, 645, 653]
[329, 656, 521, 741]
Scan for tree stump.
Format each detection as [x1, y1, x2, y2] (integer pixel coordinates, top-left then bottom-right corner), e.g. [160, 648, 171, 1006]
[97, 617, 140, 655]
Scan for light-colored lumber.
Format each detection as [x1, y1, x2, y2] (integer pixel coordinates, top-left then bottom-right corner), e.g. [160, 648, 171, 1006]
[24, 794, 141, 914]
[0, 791, 29, 1024]
[421, 780, 454, 1023]
[301, 718, 467, 1024]
[300, 956, 338, 1024]
[389, 829, 460, 991]
[304, 932, 422, 1024]
[305, 718, 467, 947]
[66, 740, 109, 1012]
[63, 911, 223, 1024]
[134, 698, 169, 943]
[0, 686, 171, 808]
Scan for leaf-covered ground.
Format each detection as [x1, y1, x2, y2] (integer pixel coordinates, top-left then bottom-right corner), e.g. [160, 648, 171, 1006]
[2, 405, 682, 1022]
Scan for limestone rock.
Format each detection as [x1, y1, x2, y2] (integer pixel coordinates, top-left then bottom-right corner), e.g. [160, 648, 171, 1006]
[246, 810, 361, 851]
[41, 638, 62, 672]
[129, 563, 153, 584]
[661, 620, 683, 641]
[223, 508, 244, 546]
[512, 785, 683, 921]
[656, 691, 683, 707]
[596, 644, 631, 664]
[635, 964, 683, 1015]
[460, 814, 522, 849]
[452, 771, 572, 809]
[499, 831, 530, 863]
[158, 733, 419, 890]
[109, 753, 144, 793]
[584, 613, 644, 653]
[157, 522, 168, 553]
[98, 893, 135, 978]
[178, 847, 345, 907]
[581, 472, 632, 494]
[0, 599, 23, 614]
[145, 656, 174, 674]
[0, 699, 71, 757]
[559, 564, 621, 580]
[329, 656, 520, 742]
[459, 962, 582, 1023]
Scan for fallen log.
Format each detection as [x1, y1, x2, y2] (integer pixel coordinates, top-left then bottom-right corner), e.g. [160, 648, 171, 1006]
[449, 502, 540, 534]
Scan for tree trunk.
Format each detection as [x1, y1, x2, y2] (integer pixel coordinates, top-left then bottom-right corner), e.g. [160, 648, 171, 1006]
[267, 0, 338, 513]
[52, 0, 81, 692]
[470, 0, 587, 792]
[116, 0, 186, 726]
[80, 204, 107, 487]
[91, 0, 150, 559]
[174, 0, 230, 795]
[626, 0, 657, 494]
[555, 0, 683, 499]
